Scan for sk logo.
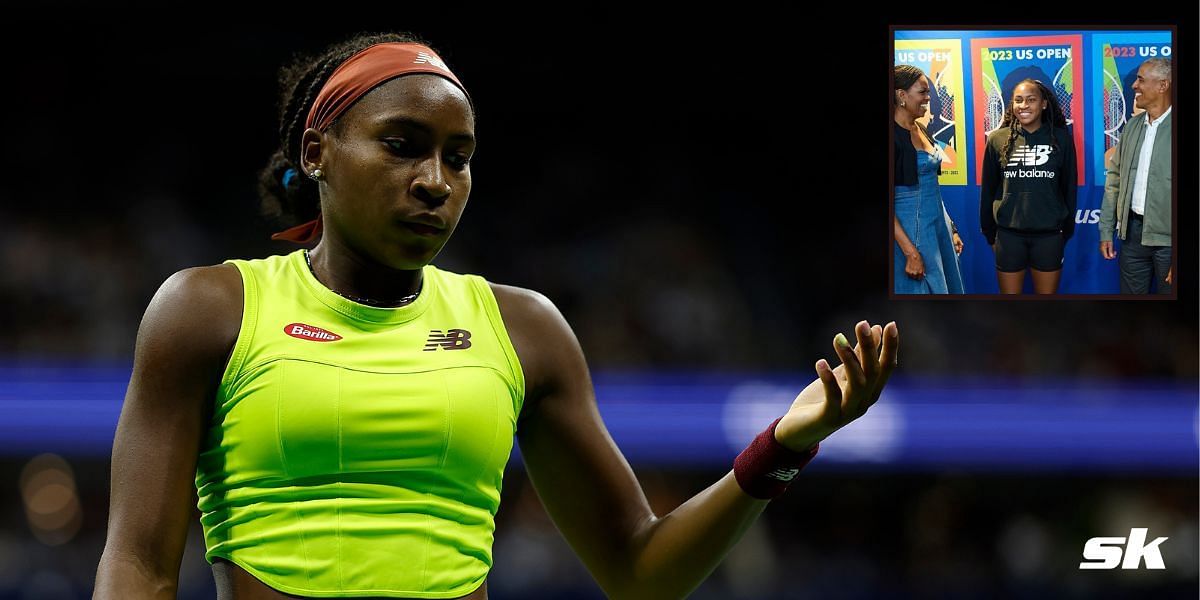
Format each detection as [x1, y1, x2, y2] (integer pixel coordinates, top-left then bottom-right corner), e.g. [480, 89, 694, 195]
[424, 329, 473, 351]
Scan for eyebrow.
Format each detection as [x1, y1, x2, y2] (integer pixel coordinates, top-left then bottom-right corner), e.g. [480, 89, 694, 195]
[376, 116, 476, 143]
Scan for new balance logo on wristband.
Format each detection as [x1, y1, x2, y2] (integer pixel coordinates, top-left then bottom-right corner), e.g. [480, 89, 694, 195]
[766, 468, 800, 482]
[734, 418, 819, 499]
[424, 329, 472, 351]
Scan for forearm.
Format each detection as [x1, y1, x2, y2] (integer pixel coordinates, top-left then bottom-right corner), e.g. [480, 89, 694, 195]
[94, 550, 178, 599]
[894, 217, 918, 256]
[620, 471, 769, 599]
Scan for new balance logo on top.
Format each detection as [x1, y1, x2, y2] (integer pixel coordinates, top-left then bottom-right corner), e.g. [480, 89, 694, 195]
[413, 52, 447, 70]
[424, 329, 472, 351]
[1079, 528, 1168, 570]
[766, 468, 800, 482]
[284, 323, 343, 342]
[1006, 144, 1053, 166]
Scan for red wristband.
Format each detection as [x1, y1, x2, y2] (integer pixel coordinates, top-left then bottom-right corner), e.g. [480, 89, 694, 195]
[733, 417, 819, 499]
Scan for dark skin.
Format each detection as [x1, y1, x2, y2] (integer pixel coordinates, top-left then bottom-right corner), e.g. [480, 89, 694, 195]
[1099, 63, 1173, 286]
[95, 75, 900, 600]
[893, 75, 964, 282]
[994, 83, 1059, 295]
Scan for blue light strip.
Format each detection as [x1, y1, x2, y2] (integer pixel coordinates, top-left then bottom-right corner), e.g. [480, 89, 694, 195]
[1, 367, 1195, 472]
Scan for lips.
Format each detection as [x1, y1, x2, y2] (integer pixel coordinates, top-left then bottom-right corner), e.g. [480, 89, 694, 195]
[403, 222, 442, 236]
[394, 212, 447, 236]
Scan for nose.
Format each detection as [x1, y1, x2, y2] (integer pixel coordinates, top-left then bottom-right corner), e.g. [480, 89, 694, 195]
[411, 156, 452, 207]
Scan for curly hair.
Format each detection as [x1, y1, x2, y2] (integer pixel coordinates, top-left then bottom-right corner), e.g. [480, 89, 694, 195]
[256, 32, 463, 228]
[998, 79, 1068, 167]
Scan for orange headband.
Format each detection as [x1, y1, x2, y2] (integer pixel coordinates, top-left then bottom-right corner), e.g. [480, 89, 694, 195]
[272, 42, 467, 243]
[305, 42, 466, 132]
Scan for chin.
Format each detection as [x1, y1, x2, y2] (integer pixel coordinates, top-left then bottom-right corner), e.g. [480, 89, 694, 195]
[389, 241, 448, 270]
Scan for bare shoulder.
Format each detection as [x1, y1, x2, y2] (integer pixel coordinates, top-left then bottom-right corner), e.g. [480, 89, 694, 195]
[147, 264, 242, 331]
[487, 283, 562, 328]
[137, 264, 243, 376]
[156, 263, 241, 306]
[98, 264, 244, 585]
[487, 282, 585, 402]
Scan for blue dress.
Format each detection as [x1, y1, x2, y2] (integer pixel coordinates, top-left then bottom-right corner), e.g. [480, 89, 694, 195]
[894, 150, 965, 294]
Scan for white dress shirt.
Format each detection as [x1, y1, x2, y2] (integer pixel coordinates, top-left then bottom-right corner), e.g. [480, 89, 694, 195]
[1131, 105, 1171, 216]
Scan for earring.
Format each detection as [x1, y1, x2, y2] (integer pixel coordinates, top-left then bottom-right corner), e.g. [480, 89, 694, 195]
[900, 100, 906, 107]
[309, 168, 324, 181]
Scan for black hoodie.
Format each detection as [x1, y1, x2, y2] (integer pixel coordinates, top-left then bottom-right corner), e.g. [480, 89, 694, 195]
[979, 124, 1077, 245]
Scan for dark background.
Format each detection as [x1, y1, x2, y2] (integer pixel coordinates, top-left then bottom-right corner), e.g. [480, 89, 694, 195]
[0, 9, 1195, 599]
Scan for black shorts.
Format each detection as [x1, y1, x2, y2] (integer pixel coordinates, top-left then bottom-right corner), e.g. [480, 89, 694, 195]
[994, 228, 1064, 272]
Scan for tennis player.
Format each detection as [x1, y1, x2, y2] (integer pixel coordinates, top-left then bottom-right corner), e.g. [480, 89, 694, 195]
[95, 32, 900, 599]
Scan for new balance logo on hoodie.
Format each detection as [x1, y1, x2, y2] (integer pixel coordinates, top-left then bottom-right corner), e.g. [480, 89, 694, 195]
[1003, 144, 1060, 177]
[1007, 144, 1053, 167]
[1005, 144, 1058, 179]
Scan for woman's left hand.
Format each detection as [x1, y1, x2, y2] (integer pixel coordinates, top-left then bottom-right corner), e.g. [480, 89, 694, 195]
[952, 233, 964, 255]
[775, 321, 899, 452]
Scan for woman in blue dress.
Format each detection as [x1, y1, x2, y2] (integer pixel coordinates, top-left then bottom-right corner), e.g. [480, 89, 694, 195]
[893, 65, 965, 294]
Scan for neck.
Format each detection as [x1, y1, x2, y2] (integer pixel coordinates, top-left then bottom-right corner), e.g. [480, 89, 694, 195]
[308, 237, 424, 306]
[1020, 120, 1042, 134]
[1145, 101, 1170, 121]
[894, 108, 916, 130]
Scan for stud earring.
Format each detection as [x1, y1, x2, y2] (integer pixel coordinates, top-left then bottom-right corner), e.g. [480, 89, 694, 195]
[900, 100, 906, 107]
[309, 168, 324, 181]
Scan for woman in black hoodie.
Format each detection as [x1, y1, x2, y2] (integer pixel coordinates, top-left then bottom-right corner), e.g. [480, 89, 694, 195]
[980, 79, 1077, 294]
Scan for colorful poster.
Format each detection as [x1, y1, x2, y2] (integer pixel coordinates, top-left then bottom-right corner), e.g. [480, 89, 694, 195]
[1088, 33, 1172, 185]
[895, 39, 967, 185]
[969, 35, 1085, 186]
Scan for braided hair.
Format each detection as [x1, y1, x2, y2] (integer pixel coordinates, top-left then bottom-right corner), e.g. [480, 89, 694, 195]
[998, 78, 1067, 167]
[256, 32, 455, 227]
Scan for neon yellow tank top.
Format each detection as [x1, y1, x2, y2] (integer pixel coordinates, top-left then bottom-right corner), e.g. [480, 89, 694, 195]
[195, 250, 524, 598]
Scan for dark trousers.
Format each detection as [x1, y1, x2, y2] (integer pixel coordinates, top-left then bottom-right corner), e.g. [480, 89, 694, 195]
[1119, 214, 1172, 295]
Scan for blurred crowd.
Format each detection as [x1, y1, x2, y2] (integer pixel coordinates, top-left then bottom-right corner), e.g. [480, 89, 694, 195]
[0, 196, 1194, 378]
[1, 456, 1195, 599]
[0, 21, 1194, 600]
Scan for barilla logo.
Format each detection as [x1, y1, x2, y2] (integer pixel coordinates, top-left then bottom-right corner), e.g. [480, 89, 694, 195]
[284, 323, 343, 342]
[413, 52, 447, 70]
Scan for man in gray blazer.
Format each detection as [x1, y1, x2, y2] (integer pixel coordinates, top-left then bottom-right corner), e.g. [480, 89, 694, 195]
[1099, 57, 1173, 294]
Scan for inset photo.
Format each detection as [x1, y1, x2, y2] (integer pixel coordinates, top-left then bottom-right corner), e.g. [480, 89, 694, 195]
[891, 27, 1175, 296]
